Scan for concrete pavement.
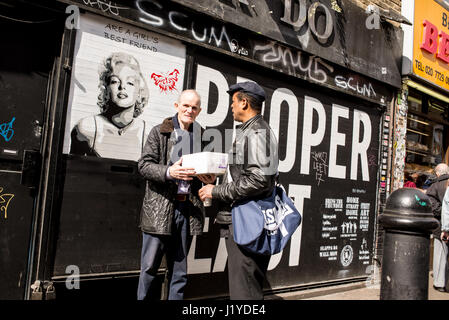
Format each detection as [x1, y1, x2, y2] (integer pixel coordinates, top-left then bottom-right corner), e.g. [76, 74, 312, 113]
[266, 273, 449, 300]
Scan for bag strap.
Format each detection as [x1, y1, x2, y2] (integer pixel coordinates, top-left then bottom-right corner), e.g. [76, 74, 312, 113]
[275, 171, 281, 187]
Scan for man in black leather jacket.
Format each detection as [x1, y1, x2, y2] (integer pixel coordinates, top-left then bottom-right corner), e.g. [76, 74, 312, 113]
[137, 89, 213, 300]
[199, 82, 279, 299]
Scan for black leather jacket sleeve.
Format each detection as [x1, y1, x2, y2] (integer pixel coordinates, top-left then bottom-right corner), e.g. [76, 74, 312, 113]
[212, 123, 278, 204]
[138, 125, 169, 184]
[213, 165, 274, 204]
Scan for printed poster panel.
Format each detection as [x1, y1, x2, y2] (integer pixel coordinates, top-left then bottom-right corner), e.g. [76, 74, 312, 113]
[184, 51, 381, 298]
[63, 13, 186, 161]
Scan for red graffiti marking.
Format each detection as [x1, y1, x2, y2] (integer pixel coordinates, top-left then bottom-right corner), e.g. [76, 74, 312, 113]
[151, 69, 180, 93]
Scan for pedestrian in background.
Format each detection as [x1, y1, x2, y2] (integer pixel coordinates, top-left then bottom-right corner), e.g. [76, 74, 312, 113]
[426, 163, 449, 292]
[415, 173, 428, 193]
[403, 171, 417, 188]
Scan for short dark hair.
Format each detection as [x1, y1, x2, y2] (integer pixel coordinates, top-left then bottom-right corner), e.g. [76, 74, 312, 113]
[415, 174, 427, 189]
[236, 91, 263, 113]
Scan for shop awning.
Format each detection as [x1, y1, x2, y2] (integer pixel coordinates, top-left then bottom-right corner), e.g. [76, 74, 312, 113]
[405, 79, 449, 104]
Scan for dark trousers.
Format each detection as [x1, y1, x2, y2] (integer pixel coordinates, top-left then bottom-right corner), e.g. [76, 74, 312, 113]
[137, 203, 192, 300]
[225, 227, 270, 300]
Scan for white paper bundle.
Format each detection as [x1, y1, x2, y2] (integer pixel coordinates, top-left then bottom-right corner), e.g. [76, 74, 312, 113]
[182, 152, 228, 175]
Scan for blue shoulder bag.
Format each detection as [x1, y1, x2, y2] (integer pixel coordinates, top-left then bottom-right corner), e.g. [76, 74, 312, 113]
[231, 183, 302, 255]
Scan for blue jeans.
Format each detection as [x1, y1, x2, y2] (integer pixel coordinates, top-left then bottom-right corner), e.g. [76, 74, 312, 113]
[137, 203, 192, 300]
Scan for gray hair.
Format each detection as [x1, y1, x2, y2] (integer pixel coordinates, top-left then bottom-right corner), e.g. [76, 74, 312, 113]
[435, 163, 449, 177]
[177, 89, 201, 106]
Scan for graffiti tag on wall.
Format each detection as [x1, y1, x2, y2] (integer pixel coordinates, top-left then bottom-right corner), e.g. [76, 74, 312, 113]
[311, 151, 328, 186]
[0, 187, 14, 220]
[82, 0, 127, 15]
[0, 117, 15, 142]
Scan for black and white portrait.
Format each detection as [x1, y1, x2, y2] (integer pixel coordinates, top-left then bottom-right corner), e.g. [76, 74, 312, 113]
[63, 13, 186, 161]
[70, 52, 149, 160]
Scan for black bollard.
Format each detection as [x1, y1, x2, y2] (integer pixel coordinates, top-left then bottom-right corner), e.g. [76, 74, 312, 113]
[379, 188, 439, 300]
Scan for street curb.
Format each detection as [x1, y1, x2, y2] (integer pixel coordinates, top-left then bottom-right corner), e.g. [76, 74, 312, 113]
[265, 280, 370, 300]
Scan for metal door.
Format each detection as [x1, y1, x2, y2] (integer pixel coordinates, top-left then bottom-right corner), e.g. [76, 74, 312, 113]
[0, 6, 63, 299]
